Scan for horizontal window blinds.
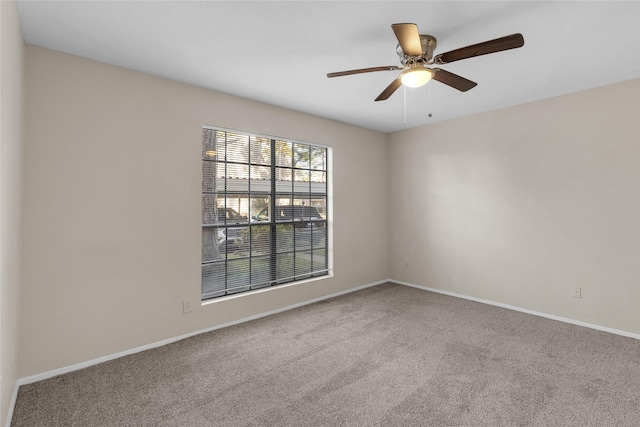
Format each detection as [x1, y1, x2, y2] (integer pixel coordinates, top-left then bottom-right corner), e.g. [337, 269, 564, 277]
[202, 128, 328, 300]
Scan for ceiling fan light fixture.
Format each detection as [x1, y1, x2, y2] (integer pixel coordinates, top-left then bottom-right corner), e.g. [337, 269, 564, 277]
[400, 68, 433, 88]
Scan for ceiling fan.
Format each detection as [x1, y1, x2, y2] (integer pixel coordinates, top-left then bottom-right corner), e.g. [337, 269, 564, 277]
[327, 23, 524, 101]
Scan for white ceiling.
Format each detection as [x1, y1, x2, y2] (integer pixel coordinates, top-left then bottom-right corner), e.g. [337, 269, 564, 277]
[16, 1, 640, 133]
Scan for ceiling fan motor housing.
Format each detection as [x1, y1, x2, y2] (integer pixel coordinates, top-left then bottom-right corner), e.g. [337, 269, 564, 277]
[397, 34, 437, 65]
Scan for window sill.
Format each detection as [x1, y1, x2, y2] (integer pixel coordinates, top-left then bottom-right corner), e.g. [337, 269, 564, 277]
[201, 271, 333, 306]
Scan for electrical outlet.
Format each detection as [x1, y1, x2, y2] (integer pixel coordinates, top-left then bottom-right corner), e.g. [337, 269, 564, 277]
[571, 286, 582, 298]
[183, 299, 193, 313]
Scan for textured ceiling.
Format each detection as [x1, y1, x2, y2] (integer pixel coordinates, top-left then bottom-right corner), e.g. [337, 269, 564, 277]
[16, 1, 640, 133]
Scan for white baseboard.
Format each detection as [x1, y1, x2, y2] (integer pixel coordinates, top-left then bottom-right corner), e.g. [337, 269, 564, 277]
[5, 382, 19, 427]
[391, 279, 640, 340]
[16, 279, 388, 387]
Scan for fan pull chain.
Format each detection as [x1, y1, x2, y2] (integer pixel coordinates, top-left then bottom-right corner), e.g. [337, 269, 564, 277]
[428, 82, 432, 118]
[403, 85, 407, 126]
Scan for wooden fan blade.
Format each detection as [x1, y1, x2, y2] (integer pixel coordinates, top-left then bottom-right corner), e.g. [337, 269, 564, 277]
[432, 69, 477, 92]
[327, 66, 401, 78]
[434, 33, 524, 64]
[392, 23, 423, 56]
[375, 77, 403, 101]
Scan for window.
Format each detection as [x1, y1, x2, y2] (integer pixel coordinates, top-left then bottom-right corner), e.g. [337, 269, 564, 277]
[202, 127, 329, 300]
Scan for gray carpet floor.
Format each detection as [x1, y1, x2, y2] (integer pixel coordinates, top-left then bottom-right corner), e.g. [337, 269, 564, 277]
[11, 283, 640, 426]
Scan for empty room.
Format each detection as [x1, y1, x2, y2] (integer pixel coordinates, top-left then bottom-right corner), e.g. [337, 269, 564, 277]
[1, 1, 639, 426]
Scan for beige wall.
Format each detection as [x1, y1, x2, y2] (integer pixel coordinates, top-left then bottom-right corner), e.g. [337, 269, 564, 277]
[0, 0, 25, 424]
[389, 79, 640, 335]
[20, 45, 389, 377]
